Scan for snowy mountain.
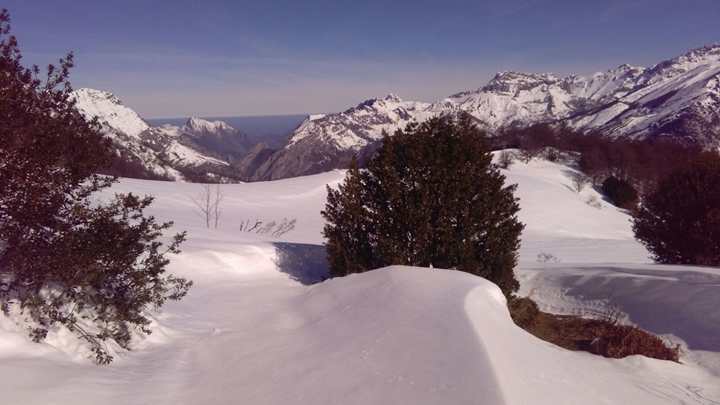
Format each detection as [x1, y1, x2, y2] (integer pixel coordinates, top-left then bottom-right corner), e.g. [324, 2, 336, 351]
[71, 89, 247, 181]
[253, 44, 720, 180]
[73, 44, 720, 182]
[569, 45, 720, 144]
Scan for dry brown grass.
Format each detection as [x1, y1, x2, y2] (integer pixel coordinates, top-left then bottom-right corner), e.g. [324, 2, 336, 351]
[508, 297, 679, 362]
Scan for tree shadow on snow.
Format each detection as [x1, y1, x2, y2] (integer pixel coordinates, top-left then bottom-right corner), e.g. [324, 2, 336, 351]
[272, 242, 329, 285]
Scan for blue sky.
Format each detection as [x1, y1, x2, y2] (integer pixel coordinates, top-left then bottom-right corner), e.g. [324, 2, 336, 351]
[5, 0, 720, 117]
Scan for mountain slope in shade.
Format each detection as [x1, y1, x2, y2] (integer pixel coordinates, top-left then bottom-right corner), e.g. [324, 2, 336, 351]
[254, 44, 720, 180]
[180, 117, 254, 162]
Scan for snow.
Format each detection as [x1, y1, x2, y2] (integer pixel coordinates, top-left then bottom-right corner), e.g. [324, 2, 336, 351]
[166, 141, 230, 167]
[287, 96, 432, 150]
[71, 88, 150, 138]
[1, 154, 718, 404]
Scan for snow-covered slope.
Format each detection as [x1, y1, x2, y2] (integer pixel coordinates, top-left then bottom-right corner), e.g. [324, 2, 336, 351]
[254, 44, 720, 180]
[71, 88, 150, 139]
[571, 45, 720, 145]
[1, 154, 718, 404]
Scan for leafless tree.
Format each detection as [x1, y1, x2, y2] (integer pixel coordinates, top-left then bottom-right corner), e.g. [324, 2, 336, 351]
[212, 184, 223, 229]
[191, 184, 224, 228]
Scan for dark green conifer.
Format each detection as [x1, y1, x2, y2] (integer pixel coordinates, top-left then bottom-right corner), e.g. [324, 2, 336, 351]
[322, 115, 524, 295]
[633, 152, 720, 266]
[0, 10, 190, 364]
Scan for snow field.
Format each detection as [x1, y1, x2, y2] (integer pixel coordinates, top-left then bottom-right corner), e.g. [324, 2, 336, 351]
[1, 154, 718, 404]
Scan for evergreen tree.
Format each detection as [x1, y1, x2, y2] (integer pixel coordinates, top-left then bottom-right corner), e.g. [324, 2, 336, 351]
[322, 157, 375, 276]
[322, 115, 524, 295]
[0, 10, 191, 364]
[633, 152, 720, 266]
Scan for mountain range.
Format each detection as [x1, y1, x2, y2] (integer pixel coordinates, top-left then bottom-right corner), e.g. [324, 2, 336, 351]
[72, 44, 720, 181]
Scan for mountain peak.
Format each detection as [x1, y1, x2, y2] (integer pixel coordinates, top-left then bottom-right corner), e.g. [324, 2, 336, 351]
[356, 94, 404, 109]
[681, 43, 720, 60]
[480, 71, 560, 94]
[382, 93, 402, 103]
[73, 87, 122, 106]
[183, 117, 236, 134]
[70, 87, 149, 138]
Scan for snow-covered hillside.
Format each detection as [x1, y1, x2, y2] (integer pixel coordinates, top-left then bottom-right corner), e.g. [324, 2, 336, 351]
[1, 154, 718, 404]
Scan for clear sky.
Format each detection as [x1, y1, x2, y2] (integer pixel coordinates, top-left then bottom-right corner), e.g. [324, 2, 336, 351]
[5, 0, 720, 118]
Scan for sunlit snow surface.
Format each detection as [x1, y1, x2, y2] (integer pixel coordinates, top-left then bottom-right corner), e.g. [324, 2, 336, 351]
[1, 155, 719, 404]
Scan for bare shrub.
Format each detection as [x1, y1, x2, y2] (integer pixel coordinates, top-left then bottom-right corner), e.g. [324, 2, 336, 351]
[191, 184, 224, 229]
[518, 149, 534, 163]
[536, 252, 560, 263]
[585, 195, 602, 209]
[587, 323, 680, 361]
[240, 217, 297, 237]
[570, 172, 590, 193]
[497, 151, 514, 169]
[273, 218, 297, 236]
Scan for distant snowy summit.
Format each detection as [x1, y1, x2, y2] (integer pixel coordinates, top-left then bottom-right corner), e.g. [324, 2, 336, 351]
[183, 117, 237, 136]
[72, 44, 720, 181]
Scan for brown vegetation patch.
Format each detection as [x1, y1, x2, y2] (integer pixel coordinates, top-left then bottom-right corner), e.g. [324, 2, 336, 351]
[508, 297, 679, 362]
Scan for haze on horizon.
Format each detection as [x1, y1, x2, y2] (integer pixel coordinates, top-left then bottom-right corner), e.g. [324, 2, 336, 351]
[6, 0, 720, 118]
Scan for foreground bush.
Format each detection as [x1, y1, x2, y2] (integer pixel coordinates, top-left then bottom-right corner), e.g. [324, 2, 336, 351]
[509, 297, 679, 362]
[322, 115, 524, 295]
[0, 10, 191, 364]
[633, 152, 720, 266]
